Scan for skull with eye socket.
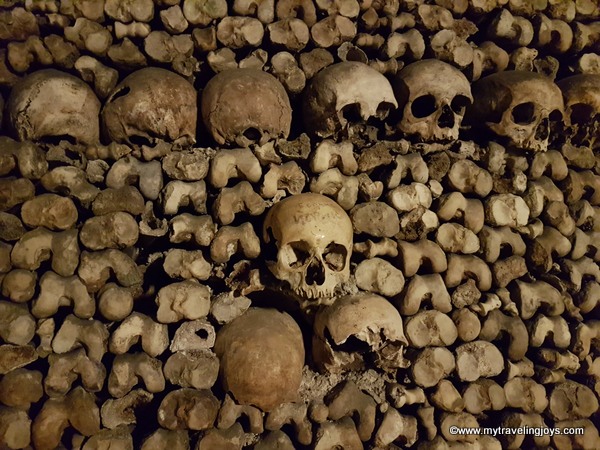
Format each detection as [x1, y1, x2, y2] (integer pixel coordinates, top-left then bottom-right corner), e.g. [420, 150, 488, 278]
[201, 68, 292, 147]
[466, 71, 564, 152]
[391, 59, 473, 143]
[263, 193, 353, 310]
[302, 61, 398, 141]
[557, 74, 600, 150]
[102, 67, 197, 147]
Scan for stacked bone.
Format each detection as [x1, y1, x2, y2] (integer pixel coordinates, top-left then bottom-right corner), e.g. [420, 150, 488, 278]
[1, 0, 600, 449]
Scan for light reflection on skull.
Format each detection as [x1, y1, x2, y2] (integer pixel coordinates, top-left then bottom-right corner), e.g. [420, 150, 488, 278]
[263, 193, 353, 309]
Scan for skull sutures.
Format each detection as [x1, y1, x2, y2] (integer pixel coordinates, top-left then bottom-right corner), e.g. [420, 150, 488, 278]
[7, 69, 101, 145]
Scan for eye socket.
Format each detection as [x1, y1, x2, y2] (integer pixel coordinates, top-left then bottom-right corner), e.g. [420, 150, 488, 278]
[411, 95, 437, 118]
[511, 102, 536, 125]
[323, 243, 347, 272]
[288, 241, 311, 268]
[242, 127, 262, 142]
[569, 103, 594, 125]
[341, 103, 362, 123]
[549, 109, 563, 122]
[376, 102, 395, 120]
[451, 95, 471, 114]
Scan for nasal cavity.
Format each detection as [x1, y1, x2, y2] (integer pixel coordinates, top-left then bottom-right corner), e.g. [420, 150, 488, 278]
[306, 259, 325, 286]
[535, 117, 550, 140]
[438, 105, 455, 128]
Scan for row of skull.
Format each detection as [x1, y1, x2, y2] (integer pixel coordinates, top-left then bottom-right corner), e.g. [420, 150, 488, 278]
[2, 60, 599, 152]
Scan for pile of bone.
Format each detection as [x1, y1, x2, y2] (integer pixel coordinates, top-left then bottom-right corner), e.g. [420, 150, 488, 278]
[1, 0, 600, 449]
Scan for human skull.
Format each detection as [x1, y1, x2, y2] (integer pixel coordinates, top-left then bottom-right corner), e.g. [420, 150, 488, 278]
[391, 59, 473, 143]
[214, 307, 305, 412]
[263, 193, 353, 308]
[7, 69, 100, 145]
[201, 68, 292, 147]
[557, 74, 600, 149]
[302, 61, 398, 139]
[102, 67, 197, 147]
[313, 293, 409, 374]
[467, 70, 564, 152]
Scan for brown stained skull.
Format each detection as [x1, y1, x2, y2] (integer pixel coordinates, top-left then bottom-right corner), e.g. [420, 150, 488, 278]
[391, 59, 473, 143]
[102, 67, 197, 147]
[263, 193, 353, 309]
[312, 293, 409, 374]
[557, 74, 600, 150]
[467, 71, 564, 152]
[201, 68, 292, 147]
[7, 69, 101, 145]
[302, 61, 398, 139]
[214, 307, 305, 412]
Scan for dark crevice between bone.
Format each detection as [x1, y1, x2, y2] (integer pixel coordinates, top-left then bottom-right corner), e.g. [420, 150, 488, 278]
[107, 86, 131, 103]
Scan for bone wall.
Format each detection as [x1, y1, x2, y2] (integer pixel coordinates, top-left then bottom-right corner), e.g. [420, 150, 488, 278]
[0, 0, 600, 449]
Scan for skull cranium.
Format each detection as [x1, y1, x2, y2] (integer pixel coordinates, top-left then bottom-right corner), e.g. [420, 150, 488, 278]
[214, 307, 305, 412]
[302, 61, 398, 139]
[7, 69, 101, 145]
[201, 68, 292, 147]
[557, 74, 600, 150]
[467, 70, 564, 152]
[391, 59, 473, 143]
[312, 293, 409, 374]
[102, 67, 197, 147]
[263, 193, 353, 309]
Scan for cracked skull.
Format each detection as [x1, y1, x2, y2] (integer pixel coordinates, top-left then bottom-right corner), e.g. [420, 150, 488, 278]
[102, 67, 197, 147]
[391, 59, 473, 143]
[201, 68, 292, 147]
[263, 193, 353, 307]
[7, 69, 101, 145]
[313, 293, 409, 374]
[557, 74, 600, 150]
[302, 61, 398, 139]
[467, 70, 564, 152]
